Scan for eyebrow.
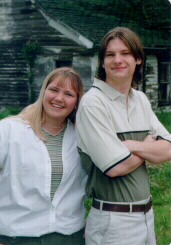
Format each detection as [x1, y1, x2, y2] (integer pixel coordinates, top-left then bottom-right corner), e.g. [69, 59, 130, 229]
[106, 49, 130, 53]
[65, 90, 75, 93]
[49, 85, 76, 93]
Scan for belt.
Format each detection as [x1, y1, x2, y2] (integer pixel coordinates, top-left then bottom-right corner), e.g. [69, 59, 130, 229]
[92, 198, 152, 214]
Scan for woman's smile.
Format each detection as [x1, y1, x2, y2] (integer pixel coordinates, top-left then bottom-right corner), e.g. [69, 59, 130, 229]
[43, 76, 78, 125]
[51, 103, 64, 109]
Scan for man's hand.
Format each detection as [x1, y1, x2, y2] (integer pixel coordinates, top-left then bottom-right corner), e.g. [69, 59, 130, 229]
[123, 136, 171, 164]
[123, 135, 156, 152]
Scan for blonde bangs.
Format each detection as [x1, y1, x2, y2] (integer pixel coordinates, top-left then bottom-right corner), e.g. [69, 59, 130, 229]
[48, 72, 79, 94]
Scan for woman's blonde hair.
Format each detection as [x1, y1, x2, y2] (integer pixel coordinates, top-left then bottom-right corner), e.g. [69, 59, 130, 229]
[12, 67, 83, 140]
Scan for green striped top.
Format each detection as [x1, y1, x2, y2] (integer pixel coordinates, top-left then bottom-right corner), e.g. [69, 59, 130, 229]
[42, 125, 67, 200]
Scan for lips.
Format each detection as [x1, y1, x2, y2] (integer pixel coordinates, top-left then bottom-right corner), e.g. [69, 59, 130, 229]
[113, 67, 126, 70]
[52, 104, 64, 108]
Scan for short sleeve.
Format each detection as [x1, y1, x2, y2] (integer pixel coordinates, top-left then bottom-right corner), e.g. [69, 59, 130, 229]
[76, 104, 131, 173]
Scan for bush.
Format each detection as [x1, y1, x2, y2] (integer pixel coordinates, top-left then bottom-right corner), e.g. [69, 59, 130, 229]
[0, 107, 21, 119]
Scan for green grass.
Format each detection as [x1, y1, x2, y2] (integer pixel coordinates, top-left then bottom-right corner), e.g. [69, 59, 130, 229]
[148, 162, 171, 245]
[153, 112, 171, 244]
[156, 111, 171, 133]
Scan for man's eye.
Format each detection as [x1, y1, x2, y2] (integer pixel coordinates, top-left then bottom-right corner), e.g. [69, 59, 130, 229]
[106, 54, 114, 56]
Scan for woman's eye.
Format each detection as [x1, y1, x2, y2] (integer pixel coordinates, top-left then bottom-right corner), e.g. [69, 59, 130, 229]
[50, 88, 57, 92]
[66, 93, 73, 97]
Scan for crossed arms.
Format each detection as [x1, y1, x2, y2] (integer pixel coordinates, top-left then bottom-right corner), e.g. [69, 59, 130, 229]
[77, 98, 171, 178]
[106, 135, 171, 177]
[123, 135, 171, 164]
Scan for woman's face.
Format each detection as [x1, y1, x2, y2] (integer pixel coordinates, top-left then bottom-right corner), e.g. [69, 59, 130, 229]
[43, 76, 78, 123]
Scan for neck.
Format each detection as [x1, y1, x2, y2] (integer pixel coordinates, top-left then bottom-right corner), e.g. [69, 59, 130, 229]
[45, 121, 65, 129]
[44, 117, 66, 127]
[41, 120, 66, 135]
[106, 78, 131, 95]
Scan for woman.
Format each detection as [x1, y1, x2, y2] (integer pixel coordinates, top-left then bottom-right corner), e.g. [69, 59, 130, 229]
[0, 67, 87, 245]
[76, 27, 171, 245]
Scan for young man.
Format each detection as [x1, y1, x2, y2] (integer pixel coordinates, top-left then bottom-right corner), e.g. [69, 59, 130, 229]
[76, 27, 171, 245]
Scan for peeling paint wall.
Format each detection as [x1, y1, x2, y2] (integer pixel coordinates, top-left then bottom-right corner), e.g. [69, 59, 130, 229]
[33, 56, 54, 96]
[91, 54, 98, 81]
[0, 0, 89, 108]
[0, 0, 170, 111]
[0, 0, 13, 40]
[0, 0, 29, 107]
[145, 55, 158, 109]
[73, 56, 93, 92]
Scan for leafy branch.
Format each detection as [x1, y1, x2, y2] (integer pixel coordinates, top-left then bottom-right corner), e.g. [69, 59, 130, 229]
[22, 40, 42, 103]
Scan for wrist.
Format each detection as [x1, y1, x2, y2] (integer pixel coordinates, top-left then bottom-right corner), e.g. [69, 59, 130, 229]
[123, 140, 140, 153]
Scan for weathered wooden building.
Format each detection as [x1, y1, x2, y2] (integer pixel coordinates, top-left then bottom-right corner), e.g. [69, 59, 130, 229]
[0, 0, 171, 110]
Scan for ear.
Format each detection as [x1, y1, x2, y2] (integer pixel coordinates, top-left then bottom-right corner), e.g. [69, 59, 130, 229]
[136, 59, 142, 65]
[102, 63, 105, 68]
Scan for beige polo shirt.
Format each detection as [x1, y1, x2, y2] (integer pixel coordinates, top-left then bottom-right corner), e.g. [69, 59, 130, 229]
[76, 78, 171, 202]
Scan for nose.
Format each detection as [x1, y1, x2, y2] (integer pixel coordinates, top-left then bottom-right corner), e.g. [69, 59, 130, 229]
[55, 92, 64, 102]
[113, 54, 122, 64]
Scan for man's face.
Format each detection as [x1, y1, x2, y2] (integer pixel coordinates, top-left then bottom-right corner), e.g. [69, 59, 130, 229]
[103, 38, 141, 85]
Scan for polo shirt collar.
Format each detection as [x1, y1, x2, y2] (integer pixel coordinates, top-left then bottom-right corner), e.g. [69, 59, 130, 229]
[93, 77, 138, 101]
[93, 78, 122, 100]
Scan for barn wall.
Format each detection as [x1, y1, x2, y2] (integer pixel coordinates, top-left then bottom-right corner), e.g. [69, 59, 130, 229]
[0, 0, 88, 108]
[144, 55, 158, 109]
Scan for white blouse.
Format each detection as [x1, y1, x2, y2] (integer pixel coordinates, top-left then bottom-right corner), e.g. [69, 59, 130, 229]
[0, 118, 87, 237]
